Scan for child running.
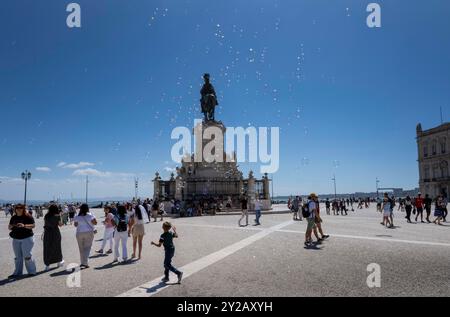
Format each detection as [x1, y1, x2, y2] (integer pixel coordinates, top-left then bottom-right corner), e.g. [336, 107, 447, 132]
[151, 222, 183, 284]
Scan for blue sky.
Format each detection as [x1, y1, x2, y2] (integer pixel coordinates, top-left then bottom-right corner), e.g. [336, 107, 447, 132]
[1, 0, 449, 200]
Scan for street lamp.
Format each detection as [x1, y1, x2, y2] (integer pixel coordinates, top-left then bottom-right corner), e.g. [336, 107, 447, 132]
[85, 175, 89, 204]
[21, 170, 32, 206]
[332, 174, 337, 201]
[376, 178, 380, 199]
[134, 177, 139, 200]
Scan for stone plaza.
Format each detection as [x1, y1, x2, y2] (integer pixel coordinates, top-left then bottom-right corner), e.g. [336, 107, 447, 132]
[1, 204, 449, 297]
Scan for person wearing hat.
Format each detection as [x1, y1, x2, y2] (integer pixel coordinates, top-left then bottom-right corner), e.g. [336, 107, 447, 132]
[304, 193, 318, 247]
[313, 194, 329, 241]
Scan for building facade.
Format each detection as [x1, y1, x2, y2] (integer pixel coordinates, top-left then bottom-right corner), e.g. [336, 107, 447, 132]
[416, 122, 450, 198]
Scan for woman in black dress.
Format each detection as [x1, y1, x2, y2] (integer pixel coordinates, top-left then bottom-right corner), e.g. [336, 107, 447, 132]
[43, 204, 64, 270]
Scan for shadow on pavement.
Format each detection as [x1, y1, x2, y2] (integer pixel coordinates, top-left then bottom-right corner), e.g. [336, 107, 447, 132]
[89, 253, 109, 259]
[94, 259, 138, 270]
[145, 281, 179, 294]
[1, 267, 57, 284]
[304, 243, 322, 251]
[0, 275, 28, 286]
[50, 268, 75, 277]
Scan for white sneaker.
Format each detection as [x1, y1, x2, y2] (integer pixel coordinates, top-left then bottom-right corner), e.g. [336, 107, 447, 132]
[45, 266, 50, 271]
[57, 260, 65, 268]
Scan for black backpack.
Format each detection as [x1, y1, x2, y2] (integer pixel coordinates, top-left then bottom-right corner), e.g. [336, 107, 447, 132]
[302, 203, 310, 218]
[116, 215, 128, 232]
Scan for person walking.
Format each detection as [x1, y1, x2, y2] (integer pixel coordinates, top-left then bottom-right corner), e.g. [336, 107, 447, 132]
[404, 196, 413, 223]
[442, 195, 448, 222]
[112, 205, 131, 263]
[159, 201, 165, 221]
[43, 204, 64, 271]
[74, 204, 97, 269]
[151, 222, 183, 284]
[304, 194, 318, 247]
[131, 204, 146, 260]
[151, 200, 159, 222]
[95, 206, 114, 255]
[238, 195, 248, 227]
[62, 205, 69, 226]
[414, 193, 425, 223]
[8, 204, 37, 278]
[424, 194, 432, 223]
[433, 195, 445, 225]
[68, 204, 76, 225]
[325, 199, 331, 215]
[254, 196, 262, 225]
[313, 195, 329, 242]
[389, 195, 395, 227]
[381, 193, 393, 228]
[291, 196, 300, 221]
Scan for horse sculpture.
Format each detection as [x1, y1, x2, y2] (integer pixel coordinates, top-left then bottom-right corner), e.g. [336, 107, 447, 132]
[200, 73, 218, 122]
[202, 93, 216, 122]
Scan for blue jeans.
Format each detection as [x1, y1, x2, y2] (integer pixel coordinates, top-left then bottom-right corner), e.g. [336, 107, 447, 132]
[12, 237, 37, 275]
[164, 248, 181, 278]
[255, 209, 261, 224]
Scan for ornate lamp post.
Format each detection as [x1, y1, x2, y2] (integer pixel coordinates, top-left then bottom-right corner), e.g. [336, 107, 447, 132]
[21, 170, 32, 206]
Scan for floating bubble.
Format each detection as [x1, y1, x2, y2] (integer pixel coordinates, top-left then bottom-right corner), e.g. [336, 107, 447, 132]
[301, 157, 310, 166]
[333, 160, 340, 168]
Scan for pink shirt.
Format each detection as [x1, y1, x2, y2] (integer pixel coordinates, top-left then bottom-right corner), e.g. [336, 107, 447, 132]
[104, 213, 114, 229]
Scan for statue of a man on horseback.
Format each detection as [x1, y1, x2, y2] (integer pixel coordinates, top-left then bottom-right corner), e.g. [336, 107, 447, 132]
[200, 73, 218, 122]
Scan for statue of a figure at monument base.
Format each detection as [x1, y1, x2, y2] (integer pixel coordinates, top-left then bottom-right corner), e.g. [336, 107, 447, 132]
[200, 73, 219, 122]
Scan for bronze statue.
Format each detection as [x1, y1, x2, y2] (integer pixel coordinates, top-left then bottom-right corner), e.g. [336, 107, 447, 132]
[200, 73, 218, 122]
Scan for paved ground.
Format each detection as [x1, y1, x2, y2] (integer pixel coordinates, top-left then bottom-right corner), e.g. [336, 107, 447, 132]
[0, 204, 449, 297]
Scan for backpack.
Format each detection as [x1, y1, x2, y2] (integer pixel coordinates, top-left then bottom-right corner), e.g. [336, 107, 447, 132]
[116, 215, 128, 232]
[302, 203, 310, 218]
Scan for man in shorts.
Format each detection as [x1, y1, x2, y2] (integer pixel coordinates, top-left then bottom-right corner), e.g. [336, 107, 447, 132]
[304, 194, 317, 247]
[414, 193, 425, 223]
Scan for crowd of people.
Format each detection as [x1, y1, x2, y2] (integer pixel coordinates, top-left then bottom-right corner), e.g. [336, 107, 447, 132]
[287, 192, 448, 231]
[377, 192, 448, 227]
[3, 191, 448, 281]
[287, 196, 361, 219]
[6, 200, 183, 284]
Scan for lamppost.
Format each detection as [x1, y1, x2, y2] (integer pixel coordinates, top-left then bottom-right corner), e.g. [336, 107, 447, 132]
[21, 170, 32, 206]
[85, 175, 89, 204]
[271, 173, 274, 202]
[134, 177, 139, 200]
[376, 178, 380, 199]
[332, 174, 337, 201]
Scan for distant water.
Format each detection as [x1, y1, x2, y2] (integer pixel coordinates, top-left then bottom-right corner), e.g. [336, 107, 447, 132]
[0, 200, 127, 208]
